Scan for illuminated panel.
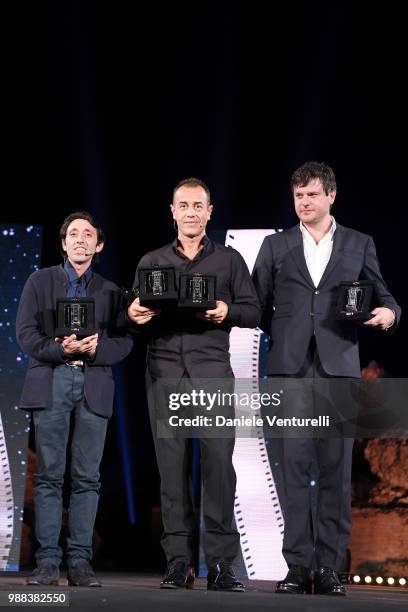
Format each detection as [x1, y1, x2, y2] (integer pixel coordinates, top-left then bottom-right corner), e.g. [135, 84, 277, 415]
[226, 229, 287, 580]
[0, 224, 40, 571]
[0, 413, 13, 569]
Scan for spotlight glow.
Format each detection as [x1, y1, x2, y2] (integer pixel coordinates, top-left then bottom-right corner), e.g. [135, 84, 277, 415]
[353, 575, 361, 583]
[376, 577, 383, 584]
[387, 577, 395, 585]
[364, 576, 372, 584]
[398, 578, 406, 586]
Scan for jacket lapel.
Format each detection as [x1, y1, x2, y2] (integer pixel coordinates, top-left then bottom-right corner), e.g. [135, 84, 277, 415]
[87, 272, 103, 297]
[317, 224, 345, 288]
[88, 273, 106, 325]
[53, 265, 69, 299]
[285, 226, 315, 287]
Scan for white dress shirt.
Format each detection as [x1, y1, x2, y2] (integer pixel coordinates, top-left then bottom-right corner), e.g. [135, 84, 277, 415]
[299, 217, 337, 287]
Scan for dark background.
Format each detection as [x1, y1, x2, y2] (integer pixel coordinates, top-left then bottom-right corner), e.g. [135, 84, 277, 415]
[10, 1, 406, 570]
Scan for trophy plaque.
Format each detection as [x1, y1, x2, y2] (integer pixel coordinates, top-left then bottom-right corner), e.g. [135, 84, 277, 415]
[138, 266, 178, 307]
[335, 281, 374, 321]
[55, 298, 96, 338]
[178, 273, 217, 310]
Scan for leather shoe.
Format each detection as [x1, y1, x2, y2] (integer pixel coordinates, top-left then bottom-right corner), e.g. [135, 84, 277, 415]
[160, 561, 195, 589]
[207, 562, 245, 592]
[314, 567, 346, 596]
[26, 562, 59, 586]
[275, 564, 312, 594]
[67, 560, 101, 587]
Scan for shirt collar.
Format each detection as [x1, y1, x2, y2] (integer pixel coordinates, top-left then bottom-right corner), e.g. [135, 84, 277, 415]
[299, 216, 337, 243]
[64, 259, 93, 285]
[172, 234, 210, 254]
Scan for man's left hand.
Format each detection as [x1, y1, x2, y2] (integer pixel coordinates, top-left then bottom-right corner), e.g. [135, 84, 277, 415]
[363, 307, 395, 330]
[80, 333, 99, 356]
[197, 300, 229, 324]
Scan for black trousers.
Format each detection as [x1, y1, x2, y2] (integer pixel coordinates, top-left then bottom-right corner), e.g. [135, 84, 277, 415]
[278, 339, 354, 570]
[146, 372, 240, 567]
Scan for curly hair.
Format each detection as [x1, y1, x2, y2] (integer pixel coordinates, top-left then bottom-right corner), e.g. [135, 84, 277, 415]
[290, 161, 337, 195]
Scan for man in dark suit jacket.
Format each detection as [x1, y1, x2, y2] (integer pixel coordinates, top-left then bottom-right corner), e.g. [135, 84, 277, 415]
[252, 162, 400, 596]
[127, 178, 260, 592]
[16, 212, 132, 587]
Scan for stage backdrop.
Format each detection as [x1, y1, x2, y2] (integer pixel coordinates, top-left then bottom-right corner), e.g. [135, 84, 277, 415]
[199, 229, 287, 581]
[0, 224, 41, 570]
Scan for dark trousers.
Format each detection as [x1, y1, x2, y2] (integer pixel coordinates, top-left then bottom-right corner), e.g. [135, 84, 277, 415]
[146, 372, 240, 567]
[279, 340, 354, 570]
[33, 364, 108, 566]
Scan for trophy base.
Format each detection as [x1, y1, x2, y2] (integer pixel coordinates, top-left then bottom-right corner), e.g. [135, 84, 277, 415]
[178, 300, 217, 311]
[335, 312, 374, 322]
[55, 326, 96, 339]
[139, 293, 178, 309]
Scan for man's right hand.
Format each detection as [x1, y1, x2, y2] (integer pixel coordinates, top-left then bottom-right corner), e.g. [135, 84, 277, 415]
[127, 297, 160, 325]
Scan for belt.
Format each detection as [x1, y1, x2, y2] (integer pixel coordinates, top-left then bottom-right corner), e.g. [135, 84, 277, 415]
[65, 360, 84, 369]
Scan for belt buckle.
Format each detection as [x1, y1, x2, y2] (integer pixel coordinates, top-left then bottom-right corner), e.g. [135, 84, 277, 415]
[66, 360, 84, 369]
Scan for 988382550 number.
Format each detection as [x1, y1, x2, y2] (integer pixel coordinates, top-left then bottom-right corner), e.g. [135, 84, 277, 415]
[3, 592, 69, 606]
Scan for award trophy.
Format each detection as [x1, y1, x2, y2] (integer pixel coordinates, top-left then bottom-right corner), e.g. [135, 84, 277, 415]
[55, 298, 96, 338]
[178, 273, 217, 310]
[138, 266, 178, 307]
[335, 281, 374, 321]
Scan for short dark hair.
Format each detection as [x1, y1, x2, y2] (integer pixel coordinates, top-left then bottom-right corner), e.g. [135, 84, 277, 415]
[290, 161, 337, 195]
[173, 177, 211, 203]
[59, 211, 105, 261]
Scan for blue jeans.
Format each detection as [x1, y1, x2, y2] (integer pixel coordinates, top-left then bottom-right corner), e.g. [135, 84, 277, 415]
[33, 364, 108, 566]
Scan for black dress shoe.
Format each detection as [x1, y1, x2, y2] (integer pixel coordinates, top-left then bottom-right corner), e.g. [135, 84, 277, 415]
[67, 560, 101, 587]
[26, 562, 59, 586]
[314, 567, 346, 596]
[275, 565, 312, 594]
[160, 561, 195, 589]
[207, 562, 245, 592]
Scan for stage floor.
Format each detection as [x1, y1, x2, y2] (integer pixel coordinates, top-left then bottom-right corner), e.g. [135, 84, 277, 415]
[0, 573, 406, 611]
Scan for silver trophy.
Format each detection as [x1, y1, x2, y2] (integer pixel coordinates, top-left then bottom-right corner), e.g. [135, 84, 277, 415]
[335, 281, 374, 321]
[55, 298, 96, 338]
[138, 266, 178, 307]
[345, 285, 364, 314]
[179, 273, 216, 309]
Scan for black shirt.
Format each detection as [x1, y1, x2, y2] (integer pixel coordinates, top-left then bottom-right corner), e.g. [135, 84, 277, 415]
[133, 237, 260, 378]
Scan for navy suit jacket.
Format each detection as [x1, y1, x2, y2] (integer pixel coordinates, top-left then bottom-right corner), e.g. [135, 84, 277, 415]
[252, 224, 401, 377]
[16, 265, 133, 417]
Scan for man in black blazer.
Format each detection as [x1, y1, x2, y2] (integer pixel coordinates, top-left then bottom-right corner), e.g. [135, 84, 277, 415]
[127, 178, 260, 592]
[16, 212, 132, 587]
[252, 162, 400, 596]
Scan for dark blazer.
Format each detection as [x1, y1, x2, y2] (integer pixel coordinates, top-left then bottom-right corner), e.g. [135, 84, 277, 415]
[16, 265, 133, 417]
[252, 223, 401, 377]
